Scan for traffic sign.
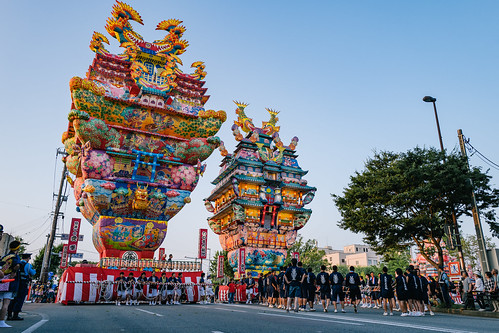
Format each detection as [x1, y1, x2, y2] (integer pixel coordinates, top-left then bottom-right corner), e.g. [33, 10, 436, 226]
[61, 234, 84, 241]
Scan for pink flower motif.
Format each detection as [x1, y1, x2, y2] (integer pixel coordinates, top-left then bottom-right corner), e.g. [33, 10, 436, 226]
[101, 182, 116, 190]
[166, 190, 180, 197]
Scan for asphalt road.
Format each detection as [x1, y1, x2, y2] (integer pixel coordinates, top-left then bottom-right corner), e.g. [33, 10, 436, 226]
[8, 302, 499, 333]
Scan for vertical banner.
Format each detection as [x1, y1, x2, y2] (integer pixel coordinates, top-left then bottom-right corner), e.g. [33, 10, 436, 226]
[67, 218, 81, 254]
[238, 248, 246, 275]
[159, 248, 165, 261]
[217, 255, 225, 278]
[60, 244, 69, 269]
[198, 228, 208, 259]
[292, 252, 300, 261]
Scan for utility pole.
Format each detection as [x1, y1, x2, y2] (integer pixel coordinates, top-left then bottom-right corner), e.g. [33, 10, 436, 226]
[40, 159, 67, 283]
[457, 129, 490, 273]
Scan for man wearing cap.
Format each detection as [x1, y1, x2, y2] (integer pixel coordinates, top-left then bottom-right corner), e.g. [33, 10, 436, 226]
[0, 241, 21, 328]
[7, 253, 35, 320]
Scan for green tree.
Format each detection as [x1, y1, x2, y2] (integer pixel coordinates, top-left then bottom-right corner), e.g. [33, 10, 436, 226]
[333, 148, 499, 270]
[284, 235, 330, 272]
[209, 250, 234, 281]
[380, 248, 411, 274]
[32, 244, 64, 279]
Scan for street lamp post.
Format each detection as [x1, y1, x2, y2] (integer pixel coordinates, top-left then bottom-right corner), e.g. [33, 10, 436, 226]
[423, 96, 466, 272]
[422, 96, 445, 152]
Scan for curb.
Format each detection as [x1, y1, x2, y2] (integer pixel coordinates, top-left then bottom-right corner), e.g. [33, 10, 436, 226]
[433, 307, 499, 319]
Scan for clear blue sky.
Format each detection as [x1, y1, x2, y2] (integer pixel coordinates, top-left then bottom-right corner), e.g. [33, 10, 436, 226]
[1, 0, 498, 266]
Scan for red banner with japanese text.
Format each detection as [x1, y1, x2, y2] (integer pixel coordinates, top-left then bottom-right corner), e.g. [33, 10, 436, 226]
[292, 252, 300, 261]
[60, 244, 69, 269]
[198, 229, 208, 259]
[217, 255, 225, 278]
[238, 248, 246, 275]
[67, 218, 81, 254]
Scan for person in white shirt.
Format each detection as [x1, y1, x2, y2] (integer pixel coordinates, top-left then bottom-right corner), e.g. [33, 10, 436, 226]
[205, 275, 214, 304]
[474, 273, 485, 311]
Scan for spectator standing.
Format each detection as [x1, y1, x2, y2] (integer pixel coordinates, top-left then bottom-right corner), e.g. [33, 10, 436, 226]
[246, 276, 255, 304]
[0, 241, 21, 328]
[484, 272, 496, 311]
[492, 269, 499, 312]
[8, 253, 35, 320]
[474, 273, 486, 311]
[461, 271, 474, 310]
[438, 266, 451, 308]
[228, 279, 236, 304]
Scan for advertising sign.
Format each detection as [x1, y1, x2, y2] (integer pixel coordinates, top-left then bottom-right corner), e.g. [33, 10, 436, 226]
[292, 252, 300, 261]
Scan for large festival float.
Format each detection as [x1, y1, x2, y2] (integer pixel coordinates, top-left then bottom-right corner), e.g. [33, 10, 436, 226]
[57, 1, 225, 304]
[205, 102, 316, 279]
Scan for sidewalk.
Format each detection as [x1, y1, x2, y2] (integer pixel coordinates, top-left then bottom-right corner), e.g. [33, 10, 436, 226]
[433, 306, 499, 319]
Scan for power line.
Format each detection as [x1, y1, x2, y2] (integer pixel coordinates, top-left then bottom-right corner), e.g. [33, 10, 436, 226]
[18, 215, 52, 237]
[464, 139, 499, 171]
[0, 201, 47, 212]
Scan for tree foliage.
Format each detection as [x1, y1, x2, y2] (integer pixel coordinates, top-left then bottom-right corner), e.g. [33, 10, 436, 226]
[209, 250, 234, 281]
[285, 235, 330, 272]
[333, 148, 499, 269]
[380, 247, 412, 274]
[32, 244, 64, 280]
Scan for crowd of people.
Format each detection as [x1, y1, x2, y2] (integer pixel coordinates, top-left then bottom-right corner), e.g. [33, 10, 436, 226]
[114, 271, 215, 306]
[225, 258, 499, 316]
[29, 282, 57, 303]
[0, 225, 37, 328]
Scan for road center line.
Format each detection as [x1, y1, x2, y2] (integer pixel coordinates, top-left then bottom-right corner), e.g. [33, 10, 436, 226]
[21, 312, 49, 333]
[259, 312, 363, 326]
[212, 307, 247, 313]
[136, 308, 164, 317]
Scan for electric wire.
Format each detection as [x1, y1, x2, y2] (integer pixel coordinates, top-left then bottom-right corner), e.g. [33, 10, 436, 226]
[465, 139, 499, 171]
[17, 214, 52, 237]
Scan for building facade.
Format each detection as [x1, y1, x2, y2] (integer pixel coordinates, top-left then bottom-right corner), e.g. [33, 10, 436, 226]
[322, 244, 381, 267]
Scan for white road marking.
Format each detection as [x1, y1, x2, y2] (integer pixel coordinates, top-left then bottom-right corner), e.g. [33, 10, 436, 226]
[259, 312, 363, 326]
[299, 312, 477, 333]
[216, 303, 478, 333]
[21, 312, 49, 333]
[136, 308, 164, 317]
[213, 307, 247, 313]
[211, 331, 225, 333]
